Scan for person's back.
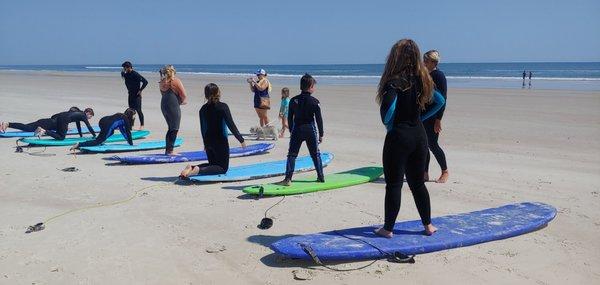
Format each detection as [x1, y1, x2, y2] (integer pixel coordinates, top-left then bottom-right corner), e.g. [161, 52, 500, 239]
[288, 92, 323, 135]
[200, 101, 243, 144]
[381, 76, 423, 128]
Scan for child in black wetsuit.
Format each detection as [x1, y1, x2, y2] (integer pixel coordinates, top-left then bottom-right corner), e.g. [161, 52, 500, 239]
[1, 107, 96, 140]
[70, 108, 136, 150]
[277, 74, 324, 186]
[179, 83, 246, 178]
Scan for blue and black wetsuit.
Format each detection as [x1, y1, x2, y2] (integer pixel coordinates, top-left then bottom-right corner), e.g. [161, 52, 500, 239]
[423, 69, 448, 173]
[122, 70, 148, 126]
[195, 102, 244, 175]
[379, 76, 445, 232]
[45, 111, 96, 140]
[78, 113, 132, 147]
[284, 91, 324, 181]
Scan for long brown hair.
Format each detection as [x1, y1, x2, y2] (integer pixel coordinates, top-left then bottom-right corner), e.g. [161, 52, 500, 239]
[377, 39, 433, 110]
[204, 83, 221, 104]
[124, 107, 137, 128]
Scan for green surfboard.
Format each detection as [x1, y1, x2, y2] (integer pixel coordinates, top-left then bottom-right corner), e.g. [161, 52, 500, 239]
[243, 166, 383, 196]
[19, 130, 150, 146]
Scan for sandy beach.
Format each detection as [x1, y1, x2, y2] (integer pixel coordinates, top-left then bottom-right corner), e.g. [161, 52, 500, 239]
[0, 71, 599, 284]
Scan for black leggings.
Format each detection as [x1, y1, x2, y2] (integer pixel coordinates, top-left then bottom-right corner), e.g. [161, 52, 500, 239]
[192, 163, 227, 175]
[284, 124, 324, 180]
[9, 119, 56, 132]
[424, 119, 447, 172]
[382, 126, 432, 231]
[128, 94, 144, 126]
[78, 127, 113, 148]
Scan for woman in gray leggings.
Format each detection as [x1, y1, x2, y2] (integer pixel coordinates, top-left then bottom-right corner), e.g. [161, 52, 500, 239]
[159, 65, 187, 155]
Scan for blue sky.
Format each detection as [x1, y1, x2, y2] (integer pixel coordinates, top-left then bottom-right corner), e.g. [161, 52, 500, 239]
[1, 0, 599, 64]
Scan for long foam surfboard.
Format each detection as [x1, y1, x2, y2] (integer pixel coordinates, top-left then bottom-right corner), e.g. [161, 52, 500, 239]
[243, 166, 383, 196]
[270, 202, 556, 261]
[111, 143, 274, 164]
[79, 138, 183, 153]
[188, 152, 334, 182]
[0, 126, 101, 138]
[19, 130, 150, 146]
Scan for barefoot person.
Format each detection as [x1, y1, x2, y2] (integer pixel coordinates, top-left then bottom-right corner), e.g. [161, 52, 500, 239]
[423, 50, 449, 183]
[374, 39, 444, 238]
[121, 61, 148, 130]
[179, 83, 245, 178]
[247, 69, 271, 127]
[70, 108, 136, 150]
[278, 87, 291, 138]
[277, 74, 324, 186]
[159, 65, 187, 155]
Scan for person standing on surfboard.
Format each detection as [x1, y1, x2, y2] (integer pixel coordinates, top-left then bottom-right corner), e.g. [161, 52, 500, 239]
[277, 73, 324, 186]
[121, 61, 148, 130]
[70, 108, 136, 151]
[423, 50, 449, 183]
[179, 83, 246, 178]
[375, 39, 440, 238]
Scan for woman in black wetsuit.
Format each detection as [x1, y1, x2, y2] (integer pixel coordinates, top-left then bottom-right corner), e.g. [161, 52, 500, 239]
[374, 39, 440, 238]
[179, 83, 246, 178]
[423, 50, 449, 183]
[70, 108, 136, 150]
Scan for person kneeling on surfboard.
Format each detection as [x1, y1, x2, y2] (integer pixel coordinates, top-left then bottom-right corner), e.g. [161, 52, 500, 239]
[70, 108, 136, 151]
[179, 83, 246, 179]
[374, 39, 441, 238]
[277, 74, 325, 186]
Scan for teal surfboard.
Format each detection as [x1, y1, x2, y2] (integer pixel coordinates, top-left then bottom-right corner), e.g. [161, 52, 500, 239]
[188, 152, 334, 182]
[0, 126, 101, 138]
[79, 138, 183, 153]
[19, 130, 150, 146]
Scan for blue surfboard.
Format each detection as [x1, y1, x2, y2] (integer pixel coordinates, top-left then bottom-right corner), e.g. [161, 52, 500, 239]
[0, 126, 101, 138]
[188, 152, 334, 182]
[79, 138, 183, 153]
[270, 202, 556, 261]
[111, 143, 274, 164]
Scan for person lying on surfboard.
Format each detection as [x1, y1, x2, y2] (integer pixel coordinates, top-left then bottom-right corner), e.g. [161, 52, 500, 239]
[70, 108, 136, 151]
[179, 83, 246, 179]
[1, 107, 96, 139]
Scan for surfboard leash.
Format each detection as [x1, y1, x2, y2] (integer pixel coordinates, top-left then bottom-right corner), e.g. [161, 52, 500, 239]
[298, 231, 415, 271]
[15, 139, 55, 157]
[25, 179, 178, 234]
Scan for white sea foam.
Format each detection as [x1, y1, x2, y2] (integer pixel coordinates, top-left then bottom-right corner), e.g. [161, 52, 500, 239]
[84, 66, 121, 69]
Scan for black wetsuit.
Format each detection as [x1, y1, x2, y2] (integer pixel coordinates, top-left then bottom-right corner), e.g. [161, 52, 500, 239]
[43, 111, 96, 140]
[122, 70, 148, 126]
[8, 119, 56, 132]
[379, 76, 435, 231]
[195, 102, 244, 174]
[161, 88, 182, 153]
[284, 91, 324, 181]
[423, 69, 448, 173]
[78, 113, 133, 147]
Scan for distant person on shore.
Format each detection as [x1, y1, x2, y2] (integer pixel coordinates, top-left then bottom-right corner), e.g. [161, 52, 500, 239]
[277, 74, 324, 186]
[247, 69, 272, 127]
[278, 87, 291, 138]
[423, 50, 449, 183]
[121, 61, 148, 130]
[179, 83, 246, 178]
[374, 39, 441, 238]
[528, 71, 533, 88]
[1, 107, 95, 140]
[522, 70, 527, 88]
[159, 65, 187, 155]
[70, 108, 136, 151]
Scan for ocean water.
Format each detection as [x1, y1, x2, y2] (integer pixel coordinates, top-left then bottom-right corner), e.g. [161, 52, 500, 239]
[1, 62, 599, 90]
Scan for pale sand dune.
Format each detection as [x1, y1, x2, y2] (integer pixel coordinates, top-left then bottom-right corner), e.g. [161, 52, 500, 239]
[0, 71, 599, 284]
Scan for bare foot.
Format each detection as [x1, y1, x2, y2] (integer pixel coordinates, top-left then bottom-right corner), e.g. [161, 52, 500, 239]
[35, 127, 46, 137]
[138, 126, 145, 131]
[0, 122, 8, 132]
[278, 133, 284, 138]
[436, 170, 449, 183]
[374, 227, 393, 238]
[180, 165, 193, 178]
[276, 179, 291, 186]
[166, 151, 180, 156]
[423, 172, 429, 182]
[424, 224, 438, 236]
[69, 143, 80, 152]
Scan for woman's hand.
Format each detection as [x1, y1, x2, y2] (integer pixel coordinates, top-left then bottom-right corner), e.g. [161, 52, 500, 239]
[434, 119, 442, 133]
